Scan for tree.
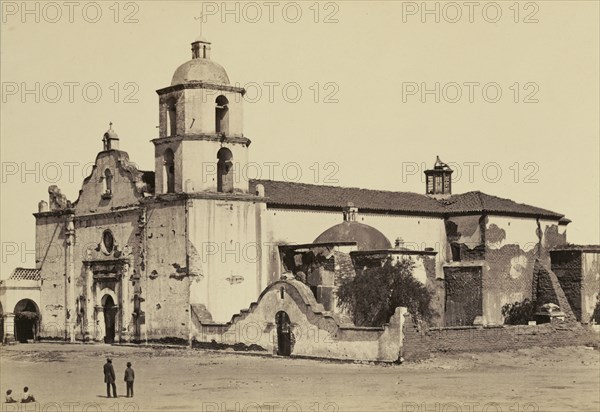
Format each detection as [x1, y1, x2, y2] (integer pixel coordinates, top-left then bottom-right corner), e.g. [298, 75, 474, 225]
[337, 258, 434, 326]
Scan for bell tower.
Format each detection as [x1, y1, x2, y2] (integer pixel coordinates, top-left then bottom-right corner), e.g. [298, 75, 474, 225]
[152, 38, 249, 194]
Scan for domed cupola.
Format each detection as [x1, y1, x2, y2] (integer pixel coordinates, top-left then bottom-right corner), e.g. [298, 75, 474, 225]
[102, 122, 119, 150]
[171, 38, 230, 86]
[314, 203, 392, 251]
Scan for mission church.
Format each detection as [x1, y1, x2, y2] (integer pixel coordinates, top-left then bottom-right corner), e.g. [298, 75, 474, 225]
[2, 37, 595, 358]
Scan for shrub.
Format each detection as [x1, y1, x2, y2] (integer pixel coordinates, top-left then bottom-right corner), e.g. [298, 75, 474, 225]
[501, 299, 536, 325]
[337, 258, 434, 327]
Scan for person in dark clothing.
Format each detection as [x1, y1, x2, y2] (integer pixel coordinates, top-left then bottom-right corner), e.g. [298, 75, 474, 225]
[124, 361, 135, 397]
[103, 358, 117, 398]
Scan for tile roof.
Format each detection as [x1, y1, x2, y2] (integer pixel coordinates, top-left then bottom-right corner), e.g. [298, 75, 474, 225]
[9, 268, 41, 281]
[249, 180, 564, 219]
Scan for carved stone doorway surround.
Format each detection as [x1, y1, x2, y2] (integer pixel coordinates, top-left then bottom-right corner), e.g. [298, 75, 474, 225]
[82, 259, 132, 343]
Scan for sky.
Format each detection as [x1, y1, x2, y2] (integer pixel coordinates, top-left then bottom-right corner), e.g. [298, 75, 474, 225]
[1, 1, 599, 276]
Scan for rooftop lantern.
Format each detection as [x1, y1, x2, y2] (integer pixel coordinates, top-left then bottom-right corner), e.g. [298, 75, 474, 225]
[424, 156, 453, 197]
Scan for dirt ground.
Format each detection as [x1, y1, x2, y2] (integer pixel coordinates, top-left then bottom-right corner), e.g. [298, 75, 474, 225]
[0, 343, 598, 412]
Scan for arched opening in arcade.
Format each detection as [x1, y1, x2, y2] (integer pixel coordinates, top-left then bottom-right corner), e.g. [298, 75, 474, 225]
[14, 299, 39, 343]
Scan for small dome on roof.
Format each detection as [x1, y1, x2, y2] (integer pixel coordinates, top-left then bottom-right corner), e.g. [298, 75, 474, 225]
[102, 123, 119, 150]
[171, 39, 230, 86]
[314, 221, 392, 251]
[103, 123, 118, 140]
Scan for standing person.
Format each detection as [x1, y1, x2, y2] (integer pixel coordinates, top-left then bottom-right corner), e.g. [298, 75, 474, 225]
[103, 358, 117, 398]
[124, 361, 135, 398]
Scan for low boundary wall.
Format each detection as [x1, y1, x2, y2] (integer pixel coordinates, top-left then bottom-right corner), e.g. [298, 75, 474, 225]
[402, 314, 599, 360]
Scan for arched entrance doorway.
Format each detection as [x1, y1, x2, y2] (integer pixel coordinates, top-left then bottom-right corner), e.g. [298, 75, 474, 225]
[14, 299, 39, 343]
[102, 295, 118, 344]
[276, 311, 292, 356]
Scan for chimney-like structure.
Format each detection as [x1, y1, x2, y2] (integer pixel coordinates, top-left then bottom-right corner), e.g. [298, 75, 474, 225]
[424, 156, 453, 197]
[191, 39, 211, 59]
[343, 202, 358, 222]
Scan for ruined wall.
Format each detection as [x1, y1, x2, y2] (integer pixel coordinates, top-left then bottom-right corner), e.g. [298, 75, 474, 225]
[144, 201, 190, 339]
[550, 250, 583, 320]
[402, 317, 599, 361]
[187, 197, 264, 323]
[191, 280, 406, 362]
[264, 209, 341, 282]
[582, 252, 600, 323]
[445, 215, 484, 262]
[553, 250, 600, 323]
[278, 246, 356, 316]
[484, 216, 565, 325]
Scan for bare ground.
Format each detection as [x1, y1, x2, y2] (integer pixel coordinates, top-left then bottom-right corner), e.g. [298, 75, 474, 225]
[1, 343, 598, 412]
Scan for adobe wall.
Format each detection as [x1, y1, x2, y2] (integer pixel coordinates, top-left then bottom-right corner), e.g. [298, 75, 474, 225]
[484, 216, 566, 325]
[582, 252, 600, 323]
[36, 208, 144, 339]
[187, 197, 266, 323]
[0, 280, 41, 317]
[191, 280, 406, 362]
[445, 215, 484, 261]
[74, 150, 148, 216]
[402, 315, 599, 361]
[35, 213, 68, 338]
[143, 201, 190, 340]
[553, 250, 600, 323]
[550, 250, 583, 320]
[265, 208, 448, 280]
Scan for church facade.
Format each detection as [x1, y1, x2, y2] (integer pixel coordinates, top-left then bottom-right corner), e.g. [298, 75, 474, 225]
[3, 38, 592, 354]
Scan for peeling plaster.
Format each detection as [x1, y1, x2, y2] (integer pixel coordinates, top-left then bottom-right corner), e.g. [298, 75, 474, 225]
[509, 255, 528, 279]
[487, 224, 507, 247]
